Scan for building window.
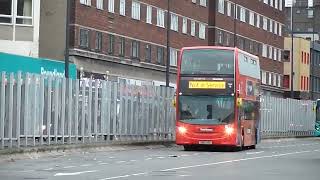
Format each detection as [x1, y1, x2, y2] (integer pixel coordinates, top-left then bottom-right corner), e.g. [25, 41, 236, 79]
[131, 40, 140, 59]
[275, 0, 278, 9]
[256, 14, 260, 28]
[108, 34, 115, 54]
[95, 32, 102, 51]
[0, 0, 13, 23]
[240, 7, 246, 22]
[226, 2, 231, 17]
[279, 25, 282, 36]
[279, 0, 282, 10]
[269, 72, 272, 86]
[96, 0, 103, 9]
[269, 19, 273, 33]
[171, 14, 178, 31]
[262, 44, 267, 57]
[261, 71, 266, 84]
[274, 22, 278, 35]
[192, 0, 196, 3]
[269, 46, 273, 59]
[79, 29, 89, 48]
[283, 50, 290, 62]
[145, 44, 151, 62]
[270, 0, 274, 7]
[119, 37, 125, 57]
[182, 17, 187, 34]
[218, 31, 223, 44]
[80, 0, 91, 6]
[146, 6, 152, 24]
[249, 11, 254, 26]
[199, 23, 206, 39]
[273, 74, 277, 86]
[263, 17, 268, 30]
[157, 9, 165, 27]
[200, 0, 206, 7]
[15, 0, 33, 25]
[108, 0, 114, 13]
[132, 1, 140, 20]
[263, 0, 268, 4]
[283, 75, 290, 88]
[119, 0, 126, 16]
[157, 47, 164, 65]
[273, 48, 277, 60]
[278, 49, 282, 61]
[218, 0, 224, 14]
[191, 20, 196, 36]
[170, 48, 178, 67]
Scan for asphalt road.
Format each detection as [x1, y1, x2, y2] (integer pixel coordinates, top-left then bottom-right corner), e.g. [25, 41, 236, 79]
[1, 138, 320, 180]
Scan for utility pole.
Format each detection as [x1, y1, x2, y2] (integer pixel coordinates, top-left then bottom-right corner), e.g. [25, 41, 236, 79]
[166, 0, 171, 87]
[290, 3, 294, 98]
[65, 0, 71, 78]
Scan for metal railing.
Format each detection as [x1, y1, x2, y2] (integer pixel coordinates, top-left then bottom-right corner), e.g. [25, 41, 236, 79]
[260, 95, 315, 138]
[0, 72, 175, 149]
[0, 72, 317, 149]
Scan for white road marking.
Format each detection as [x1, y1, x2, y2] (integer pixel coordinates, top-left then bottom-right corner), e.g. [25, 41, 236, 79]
[99, 163, 109, 165]
[80, 164, 92, 167]
[116, 161, 126, 163]
[63, 166, 76, 169]
[181, 154, 190, 157]
[54, 170, 98, 176]
[98, 149, 318, 180]
[130, 160, 137, 162]
[246, 151, 264, 155]
[44, 168, 53, 171]
[145, 158, 152, 160]
[157, 157, 165, 159]
[261, 143, 319, 149]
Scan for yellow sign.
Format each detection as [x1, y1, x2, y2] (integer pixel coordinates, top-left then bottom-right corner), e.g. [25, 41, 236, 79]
[189, 81, 226, 89]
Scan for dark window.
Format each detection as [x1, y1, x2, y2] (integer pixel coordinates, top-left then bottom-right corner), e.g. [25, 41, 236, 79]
[145, 44, 151, 62]
[181, 49, 234, 75]
[157, 47, 164, 65]
[0, 0, 12, 23]
[108, 34, 115, 54]
[283, 50, 290, 62]
[132, 40, 140, 59]
[16, 0, 32, 25]
[95, 32, 102, 51]
[119, 37, 125, 56]
[80, 29, 89, 48]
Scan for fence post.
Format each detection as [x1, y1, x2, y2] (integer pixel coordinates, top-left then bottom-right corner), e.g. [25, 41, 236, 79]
[81, 79, 85, 144]
[0, 72, 6, 149]
[93, 80, 98, 142]
[68, 78, 73, 144]
[8, 73, 14, 148]
[75, 79, 79, 143]
[61, 78, 66, 144]
[39, 75, 45, 145]
[88, 79, 93, 142]
[16, 72, 22, 148]
[46, 77, 52, 145]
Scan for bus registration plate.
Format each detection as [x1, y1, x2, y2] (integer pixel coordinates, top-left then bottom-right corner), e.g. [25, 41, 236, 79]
[189, 81, 226, 89]
[199, 141, 212, 145]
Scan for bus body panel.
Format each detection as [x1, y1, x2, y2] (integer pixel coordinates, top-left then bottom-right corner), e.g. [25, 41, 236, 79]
[176, 46, 260, 149]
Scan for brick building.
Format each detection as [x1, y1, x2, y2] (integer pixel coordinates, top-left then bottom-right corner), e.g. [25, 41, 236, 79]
[38, 0, 285, 95]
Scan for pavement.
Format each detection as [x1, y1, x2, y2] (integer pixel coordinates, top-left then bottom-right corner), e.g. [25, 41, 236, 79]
[0, 137, 320, 180]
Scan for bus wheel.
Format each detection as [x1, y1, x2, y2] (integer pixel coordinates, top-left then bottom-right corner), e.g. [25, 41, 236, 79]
[183, 145, 194, 151]
[249, 145, 256, 149]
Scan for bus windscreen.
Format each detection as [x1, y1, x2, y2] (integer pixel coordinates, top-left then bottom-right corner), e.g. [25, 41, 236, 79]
[181, 49, 234, 75]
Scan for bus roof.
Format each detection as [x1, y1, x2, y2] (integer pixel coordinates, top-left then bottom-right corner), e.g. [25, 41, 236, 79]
[180, 46, 259, 60]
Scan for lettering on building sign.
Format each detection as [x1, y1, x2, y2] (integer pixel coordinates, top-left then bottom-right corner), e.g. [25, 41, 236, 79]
[40, 67, 65, 78]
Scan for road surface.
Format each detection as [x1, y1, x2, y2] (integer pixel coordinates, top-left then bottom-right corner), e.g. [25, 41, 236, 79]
[1, 138, 320, 180]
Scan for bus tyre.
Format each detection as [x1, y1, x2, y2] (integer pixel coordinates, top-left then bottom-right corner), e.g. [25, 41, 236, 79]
[184, 145, 193, 151]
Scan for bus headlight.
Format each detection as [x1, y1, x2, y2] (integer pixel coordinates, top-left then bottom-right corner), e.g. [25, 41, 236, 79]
[178, 127, 187, 134]
[225, 125, 234, 135]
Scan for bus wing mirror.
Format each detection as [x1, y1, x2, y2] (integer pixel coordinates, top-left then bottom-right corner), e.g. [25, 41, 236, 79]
[313, 102, 317, 112]
[172, 98, 176, 108]
[237, 98, 243, 107]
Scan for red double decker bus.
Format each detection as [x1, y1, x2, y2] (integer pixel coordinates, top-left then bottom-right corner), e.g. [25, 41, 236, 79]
[175, 46, 261, 151]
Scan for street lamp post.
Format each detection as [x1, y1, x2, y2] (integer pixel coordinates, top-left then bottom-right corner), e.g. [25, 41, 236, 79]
[65, 0, 71, 78]
[290, 3, 294, 98]
[166, 0, 171, 87]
